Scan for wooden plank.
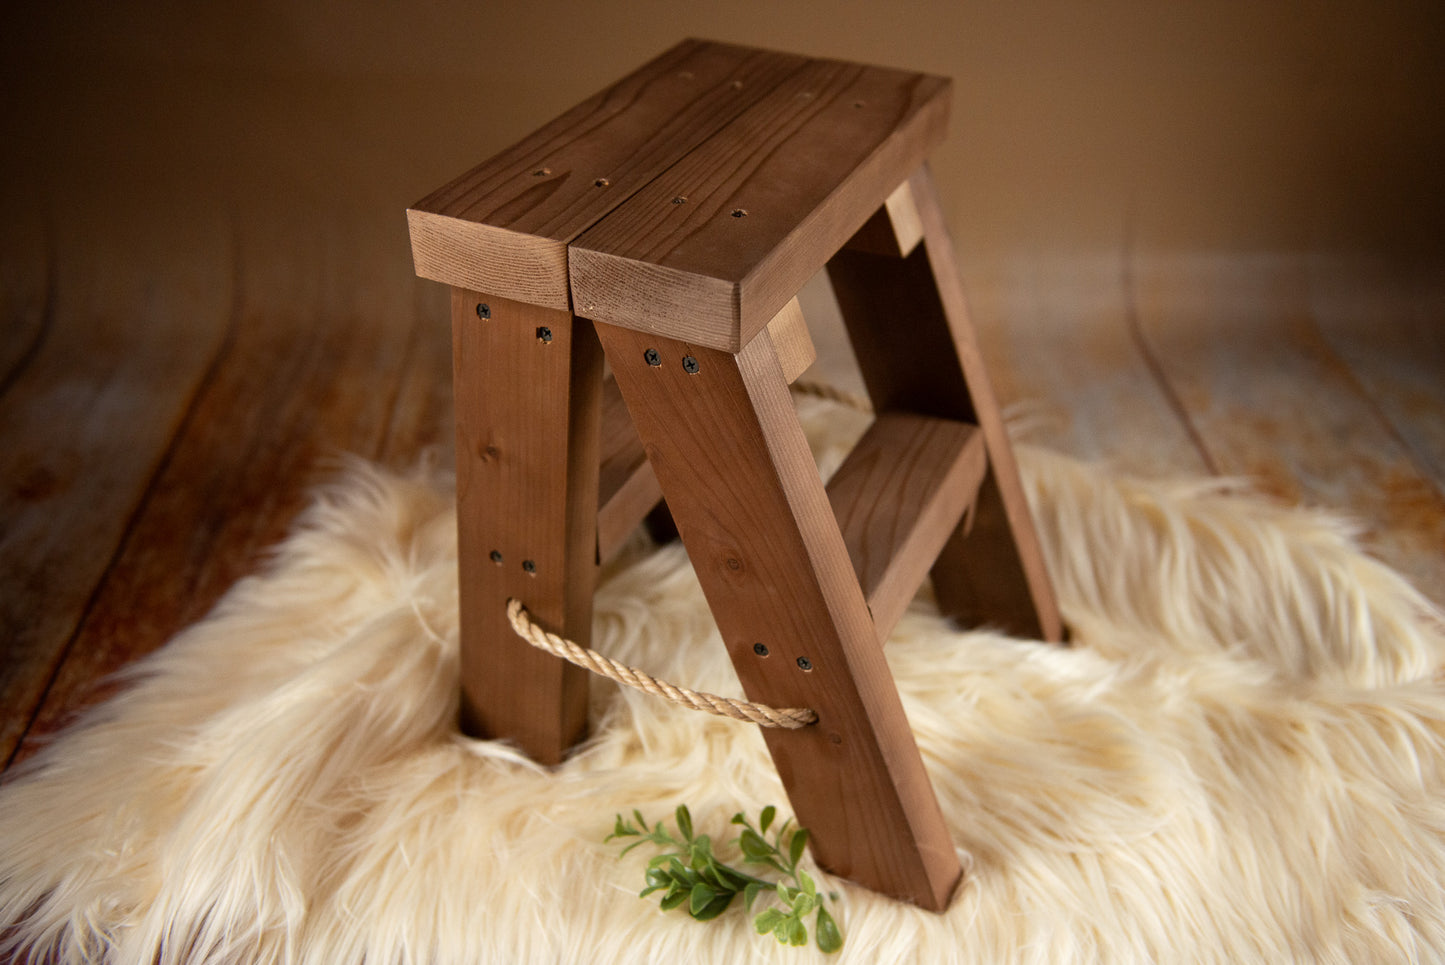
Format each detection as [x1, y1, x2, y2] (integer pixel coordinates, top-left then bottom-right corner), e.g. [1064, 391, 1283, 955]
[826, 165, 1063, 642]
[0, 203, 233, 768]
[451, 288, 602, 764]
[827, 413, 987, 643]
[844, 179, 925, 258]
[596, 320, 960, 911]
[11, 204, 455, 765]
[408, 40, 808, 308]
[765, 296, 816, 383]
[570, 59, 951, 351]
[965, 252, 1212, 478]
[597, 375, 661, 561]
[1132, 251, 1445, 606]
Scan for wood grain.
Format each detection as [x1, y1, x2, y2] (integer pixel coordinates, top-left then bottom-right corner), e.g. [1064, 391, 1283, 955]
[765, 296, 816, 384]
[827, 166, 1063, 642]
[827, 413, 987, 643]
[569, 59, 950, 351]
[408, 40, 808, 307]
[597, 374, 662, 562]
[451, 288, 602, 764]
[1132, 251, 1445, 606]
[596, 320, 960, 910]
[843, 179, 924, 258]
[0, 205, 233, 767]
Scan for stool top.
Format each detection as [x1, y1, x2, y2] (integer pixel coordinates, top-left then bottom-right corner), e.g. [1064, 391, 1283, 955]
[408, 39, 950, 351]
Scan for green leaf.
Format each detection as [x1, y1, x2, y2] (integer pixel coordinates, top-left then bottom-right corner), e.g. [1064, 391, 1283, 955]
[759, 805, 776, 835]
[730, 812, 748, 827]
[754, 908, 786, 934]
[739, 829, 773, 861]
[789, 828, 809, 867]
[659, 886, 689, 912]
[816, 906, 843, 954]
[743, 881, 764, 911]
[791, 892, 817, 916]
[692, 889, 735, 921]
[776, 882, 797, 905]
[689, 883, 717, 917]
[786, 916, 808, 947]
[799, 871, 817, 897]
[644, 867, 670, 891]
[675, 805, 693, 841]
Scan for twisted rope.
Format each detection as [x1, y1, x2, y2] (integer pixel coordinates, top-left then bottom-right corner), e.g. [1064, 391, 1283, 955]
[506, 599, 818, 729]
[789, 379, 873, 413]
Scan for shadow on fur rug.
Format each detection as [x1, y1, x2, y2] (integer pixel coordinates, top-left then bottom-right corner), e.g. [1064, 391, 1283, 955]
[3, 396, 1444, 964]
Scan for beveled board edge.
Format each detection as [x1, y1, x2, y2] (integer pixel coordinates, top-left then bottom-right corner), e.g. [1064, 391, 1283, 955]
[408, 209, 571, 311]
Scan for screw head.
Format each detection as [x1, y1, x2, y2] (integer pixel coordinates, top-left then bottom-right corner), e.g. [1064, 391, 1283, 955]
[476, 303, 491, 319]
[753, 642, 769, 657]
[522, 559, 537, 574]
[536, 326, 552, 343]
[643, 348, 661, 366]
[682, 355, 700, 374]
[671, 196, 687, 205]
[796, 656, 813, 671]
[489, 550, 503, 563]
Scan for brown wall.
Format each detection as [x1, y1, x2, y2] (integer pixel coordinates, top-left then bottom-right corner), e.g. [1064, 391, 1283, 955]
[4, 0, 1442, 258]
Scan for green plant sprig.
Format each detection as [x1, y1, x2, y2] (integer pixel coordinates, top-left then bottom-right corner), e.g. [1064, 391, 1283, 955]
[606, 804, 843, 953]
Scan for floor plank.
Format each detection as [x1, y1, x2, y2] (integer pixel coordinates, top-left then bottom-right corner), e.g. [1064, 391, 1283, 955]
[12, 203, 450, 764]
[1132, 251, 1445, 606]
[0, 201, 233, 768]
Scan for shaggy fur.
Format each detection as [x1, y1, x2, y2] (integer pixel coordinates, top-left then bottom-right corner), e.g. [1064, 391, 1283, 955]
[2, 396, 1444, 964]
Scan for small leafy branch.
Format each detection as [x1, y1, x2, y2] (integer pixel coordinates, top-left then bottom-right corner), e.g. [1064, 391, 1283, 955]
[606, 804, 843, 953]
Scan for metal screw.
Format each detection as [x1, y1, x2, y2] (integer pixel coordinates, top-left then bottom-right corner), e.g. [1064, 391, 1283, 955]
[476, 303, 491, 319]
[522, 559, 537, 574]
[753, 642, 769, 657]
[731, 208, 747, 218]
[682, 356, 700, 374]
[489, 550, 503, 563]
[671, 196, 687, 205]
[796, 656, 813, 671]
[643, 348, 661, 366]
[536, 326, 552, 343]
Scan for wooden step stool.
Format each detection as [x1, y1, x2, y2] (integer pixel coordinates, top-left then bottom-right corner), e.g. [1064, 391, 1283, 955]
[407, 39, 1062, 911]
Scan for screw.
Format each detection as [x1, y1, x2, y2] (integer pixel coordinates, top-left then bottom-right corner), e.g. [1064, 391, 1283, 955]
[522, 560, 537, 574]
[731, 209, 747, 218]
[536, 326, 552, 343]
[533, 167, 551, 176]
[489, 550, 503, 563]
[682, 356, 700, 374]
[594, 177, 610, 187]
[672, 196, 687, 205]
[476, 303, 491, 319]
[796, 656, 813, 671]
[753, 642, 769, 657]
[644, 348, 661, 366]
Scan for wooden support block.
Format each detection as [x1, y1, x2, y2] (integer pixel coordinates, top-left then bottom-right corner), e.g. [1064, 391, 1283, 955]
[765, 296, 816, 384]
[826, 166, 1063, 642]
[596, 320, 961, 911]
[569, 61, 950, 351]
[410, 41, 809, 307]
[844, 179, 924, 257]
[451, 289, 603, 764]
[827, 413, 987, 642]
[597, 375, 662, 561]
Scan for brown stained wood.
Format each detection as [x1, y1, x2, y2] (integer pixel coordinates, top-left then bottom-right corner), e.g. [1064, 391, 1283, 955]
[826, 166, 1063, 642]
[597, 374, 662, 561]
[965, 252, 1211, 478]
[1132, 252, 1445, 606]
[827, 414, 987, 643]
[452, 288, 602, 764]
[596, 321, 960, 910]
[569, 60, 950, 351]
[11, 205, 454, 765]
[408, 40, 809, 307]
[0, 206, 233, 768]
[765, 296, 816, 383]
[844, 179, 925, 258]
[0, 200, 50, 398]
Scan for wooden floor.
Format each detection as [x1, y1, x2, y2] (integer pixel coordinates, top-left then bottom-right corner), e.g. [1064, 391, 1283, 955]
[2, 75, 1443, 782]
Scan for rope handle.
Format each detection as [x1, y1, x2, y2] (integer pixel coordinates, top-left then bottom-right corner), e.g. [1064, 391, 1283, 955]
[506, 600, 818, 729]
[500, 383, 872, 730]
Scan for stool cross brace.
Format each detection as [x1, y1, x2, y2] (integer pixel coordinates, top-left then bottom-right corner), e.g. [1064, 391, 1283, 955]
[407, 39, 1062, 912]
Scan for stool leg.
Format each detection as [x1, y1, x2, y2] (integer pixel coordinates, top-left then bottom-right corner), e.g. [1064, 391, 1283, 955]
[451, 289, 603, 764]
[597, 321, 961, 911]
[827, 165, 1064, 642]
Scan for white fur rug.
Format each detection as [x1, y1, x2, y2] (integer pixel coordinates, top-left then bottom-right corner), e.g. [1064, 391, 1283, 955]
[3, 397, 1445, 964]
